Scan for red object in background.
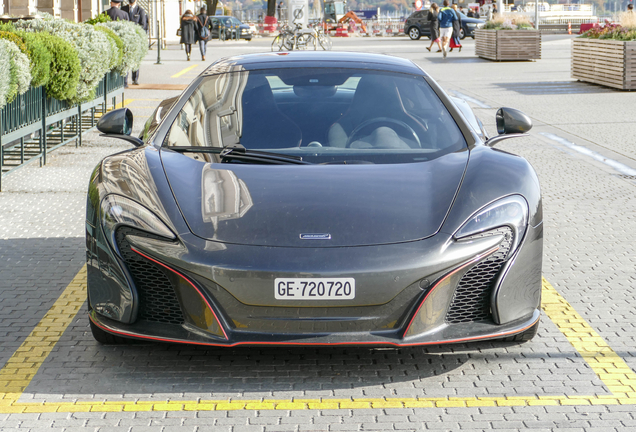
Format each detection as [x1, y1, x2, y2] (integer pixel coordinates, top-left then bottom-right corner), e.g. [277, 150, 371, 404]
[264, 15, 278, 33]
[578, 23, 596, 34]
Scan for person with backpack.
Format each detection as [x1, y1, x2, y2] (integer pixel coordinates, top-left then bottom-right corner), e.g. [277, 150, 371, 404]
[197, 5, 213, 61]
[438, 0, 458, 58]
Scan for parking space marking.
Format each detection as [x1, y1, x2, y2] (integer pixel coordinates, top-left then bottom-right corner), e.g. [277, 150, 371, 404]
[171, 64, 199, 78]
[0, 269, 635, 412]
[0, 266, 86, 404]
[541, 278, 636, 399]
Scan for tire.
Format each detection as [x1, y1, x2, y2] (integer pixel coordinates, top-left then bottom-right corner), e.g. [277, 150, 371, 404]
[271, 35, 284, 51]
[408, 26, 421, 40]
[459, 27, 466, 39]
[500, 320, 539, 343]
[319, 34, 333, 50]
[306, 34, 317, 50]
[89, 319, 133, 345]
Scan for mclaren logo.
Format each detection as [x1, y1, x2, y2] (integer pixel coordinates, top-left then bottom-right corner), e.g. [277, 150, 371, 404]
[300, 233, 332, 240]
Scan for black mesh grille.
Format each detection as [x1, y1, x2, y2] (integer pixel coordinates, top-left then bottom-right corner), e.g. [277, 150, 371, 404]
[116, 228, 185, 325]
[445, 227, 513, 324]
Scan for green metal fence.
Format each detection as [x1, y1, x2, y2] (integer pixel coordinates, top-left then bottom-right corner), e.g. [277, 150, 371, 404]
[0, 72, 125, 191]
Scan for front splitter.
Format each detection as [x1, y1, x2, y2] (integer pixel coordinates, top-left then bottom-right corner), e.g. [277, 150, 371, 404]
[89, 309, 540, 347]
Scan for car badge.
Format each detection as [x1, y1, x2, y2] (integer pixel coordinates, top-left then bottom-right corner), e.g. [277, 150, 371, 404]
[300, 233, 331, 240]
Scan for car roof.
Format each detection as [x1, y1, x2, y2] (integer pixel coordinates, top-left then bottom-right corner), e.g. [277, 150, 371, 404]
[202, 52, 427, 76]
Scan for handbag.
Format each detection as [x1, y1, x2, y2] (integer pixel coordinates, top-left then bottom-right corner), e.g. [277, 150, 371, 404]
[197, 16, 211, 41]
[176, 28, 182, 36]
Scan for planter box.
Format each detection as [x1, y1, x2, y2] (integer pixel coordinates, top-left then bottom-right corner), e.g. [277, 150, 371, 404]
[571, 38, 636, 90]
[475, 29, 541, 61]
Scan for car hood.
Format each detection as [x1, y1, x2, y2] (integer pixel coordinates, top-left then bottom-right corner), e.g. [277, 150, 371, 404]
[161, 150, 468, 247]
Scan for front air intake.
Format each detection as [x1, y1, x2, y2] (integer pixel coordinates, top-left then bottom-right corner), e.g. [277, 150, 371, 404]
[445, 227, 513, 324]
[116, 227, 185, 325]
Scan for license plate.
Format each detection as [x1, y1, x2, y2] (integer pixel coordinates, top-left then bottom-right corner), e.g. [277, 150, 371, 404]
[275, 278, 355, 300]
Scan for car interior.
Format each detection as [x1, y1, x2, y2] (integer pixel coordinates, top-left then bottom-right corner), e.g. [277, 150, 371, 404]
[165, 69, 467, 164]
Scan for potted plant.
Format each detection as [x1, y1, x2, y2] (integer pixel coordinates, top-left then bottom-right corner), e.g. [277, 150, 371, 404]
[475, 14, 541, 61]
[572, 13, 636, 90]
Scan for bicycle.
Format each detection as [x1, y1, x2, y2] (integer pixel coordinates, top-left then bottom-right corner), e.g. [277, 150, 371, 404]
[314, 26, 333, 51]
[271, 23, 317, 51]
[271, 24, 294, 51]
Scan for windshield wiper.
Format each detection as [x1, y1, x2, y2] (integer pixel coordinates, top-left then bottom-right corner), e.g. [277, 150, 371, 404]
[166, 145, 312, 165]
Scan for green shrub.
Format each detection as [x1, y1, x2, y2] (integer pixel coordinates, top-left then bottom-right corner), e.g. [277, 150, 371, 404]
[94, 25, 124, 71]
[85, 14, 112, 25]
[0, 40, 19, 103]
[0, 42, 11, 108]
[14, 31, 52, 88]
[38, 32, 80, 101]
[15, 14, 112, 102]
[0, 31, 28, 54]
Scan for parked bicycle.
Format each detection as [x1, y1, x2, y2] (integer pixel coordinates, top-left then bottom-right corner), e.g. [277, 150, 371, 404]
[271, 23, 332, 51]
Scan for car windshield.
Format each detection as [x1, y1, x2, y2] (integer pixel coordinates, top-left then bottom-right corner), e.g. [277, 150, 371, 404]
[164, 68, 467, 164]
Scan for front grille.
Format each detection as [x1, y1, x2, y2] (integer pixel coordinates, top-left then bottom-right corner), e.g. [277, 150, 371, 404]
[445, 227, 513, 324]
[116, 227, 185, 325]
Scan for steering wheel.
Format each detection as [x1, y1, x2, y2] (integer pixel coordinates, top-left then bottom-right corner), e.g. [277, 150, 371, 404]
[345, 117, 422, 148]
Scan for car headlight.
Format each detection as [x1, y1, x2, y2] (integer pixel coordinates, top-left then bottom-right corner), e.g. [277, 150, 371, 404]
[466, 23, 477, 27]
[101, 195, 175, 252]
[454, 195, 528, 257]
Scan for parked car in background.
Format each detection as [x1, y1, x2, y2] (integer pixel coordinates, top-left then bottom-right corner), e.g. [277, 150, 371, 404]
[404, 9, 485, 40]
[210, 16, 253, 41]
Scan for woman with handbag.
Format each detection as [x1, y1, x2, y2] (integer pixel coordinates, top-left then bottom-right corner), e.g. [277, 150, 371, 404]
[197, 5, 212, 61]
[179, 10, 199, 61]
[426, 3, 442, 52]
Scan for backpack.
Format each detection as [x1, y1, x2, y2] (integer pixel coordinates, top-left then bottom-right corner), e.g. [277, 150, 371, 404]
[198, 16, 211, 41]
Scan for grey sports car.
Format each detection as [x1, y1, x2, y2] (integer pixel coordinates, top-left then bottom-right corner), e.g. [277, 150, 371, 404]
[86, 52, 542, 346]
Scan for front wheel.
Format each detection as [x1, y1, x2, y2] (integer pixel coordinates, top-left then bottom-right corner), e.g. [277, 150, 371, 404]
[459, 27, 466, 39]
[271, 34, 285, 51]
[319, 34, 333, 50]
[408, 26, 421, 40]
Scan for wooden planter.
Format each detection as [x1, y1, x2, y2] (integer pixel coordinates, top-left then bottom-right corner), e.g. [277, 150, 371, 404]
[571, 38, 636, 90]
[475, 29, 541, 61]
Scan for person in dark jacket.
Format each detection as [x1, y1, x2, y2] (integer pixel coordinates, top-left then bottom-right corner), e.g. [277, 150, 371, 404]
[426, 3, 442, 53]
[196, 6, 213, 61]
[105, 0, 130, 22]
[449, 3, 462, 52]
[180, 10, 199, 61]
[122, 0, 147, 85]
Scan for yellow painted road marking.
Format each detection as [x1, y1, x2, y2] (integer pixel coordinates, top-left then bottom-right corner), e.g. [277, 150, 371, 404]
[114, 99, 134, 109]
[0, 266, 86, 403]
[0, 271, 635, 412]
[171, 64, 198, 78]
[541, 278, 636, 398]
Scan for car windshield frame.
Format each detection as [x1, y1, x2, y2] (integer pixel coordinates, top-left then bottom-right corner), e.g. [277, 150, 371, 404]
[161, 67, 469, 165]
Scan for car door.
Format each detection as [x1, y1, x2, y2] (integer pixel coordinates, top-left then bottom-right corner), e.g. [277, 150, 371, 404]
[210, 17, 219, 38]
[416, 10, 430, 36]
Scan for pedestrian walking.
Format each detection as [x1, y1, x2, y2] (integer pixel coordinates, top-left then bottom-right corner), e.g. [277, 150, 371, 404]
[426, 3, 442, 53]
[277, 1, 283, 20]
[437, 0, 457, 58]
[180, 10, 199, 61]
[105, 0, 130, 22]
[449, 4, 462, 53]
[467, 8, 474, 17]
[196, 6, 212, 61]
[122, 0, 147, 85]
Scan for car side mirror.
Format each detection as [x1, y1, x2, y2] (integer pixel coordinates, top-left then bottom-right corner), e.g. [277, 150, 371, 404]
[97, 108, 144, 147]
[496, 107, 532, 135]
[485, 107, 532, 147]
